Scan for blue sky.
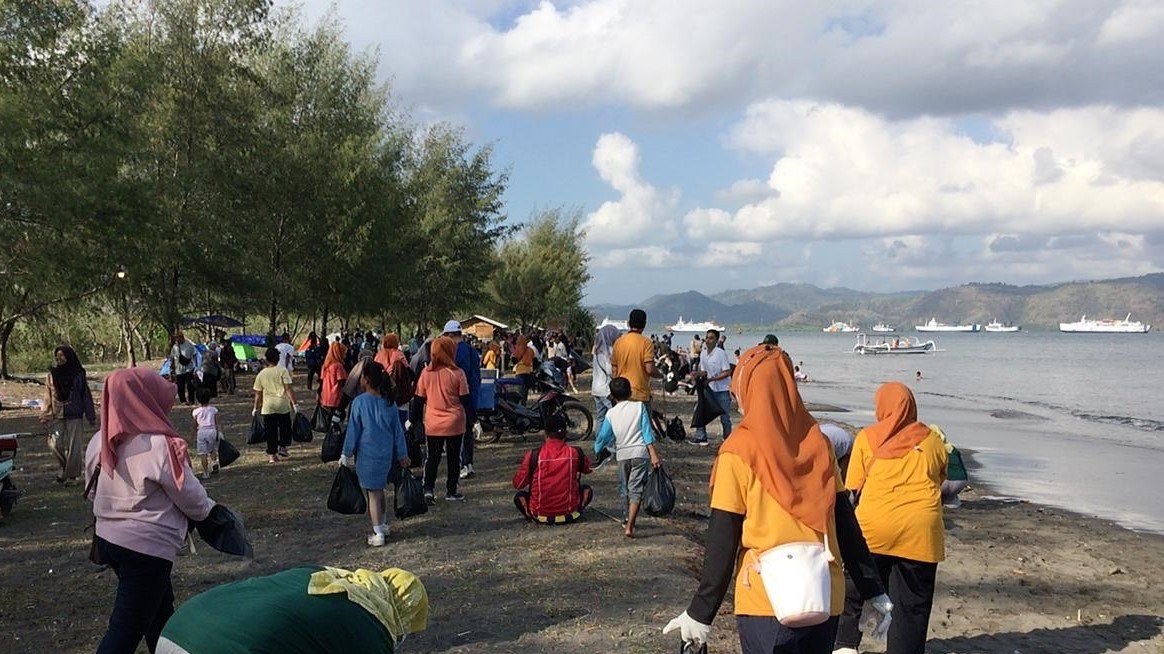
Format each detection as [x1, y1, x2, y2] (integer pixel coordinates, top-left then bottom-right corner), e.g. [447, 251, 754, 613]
[289, 1, 1164, 304]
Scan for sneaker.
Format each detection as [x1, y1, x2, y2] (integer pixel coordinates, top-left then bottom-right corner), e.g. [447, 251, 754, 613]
[268, 455, 279, 463]
[688, 438, 710, 447]
[445, 492, 465, 501]
[277, 447, 290, 458]
[211, 463, 220, 475]
[459, 464, 475, 479]
[367, 533, 385, 547]
[424, 492, 435, 505]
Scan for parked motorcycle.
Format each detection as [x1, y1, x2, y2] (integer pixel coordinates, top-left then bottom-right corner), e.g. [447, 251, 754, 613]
[0, 433, 26, 520]
[475, 370, 593, 444]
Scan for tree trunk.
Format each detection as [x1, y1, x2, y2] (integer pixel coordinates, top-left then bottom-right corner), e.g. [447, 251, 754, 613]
[134, 325, 153, 360]
[121, 318, 137, 368]
[321, 305, 330, 336]
[0, 319, 15, 380]
[267, 297, 278, 344]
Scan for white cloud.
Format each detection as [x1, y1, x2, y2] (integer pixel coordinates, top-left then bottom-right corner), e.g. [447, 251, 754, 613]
[685, 101, 1164, 241]
[714, 178, 779, 206]
[583, 132, 679, 246]
[694, 242, 764, 268]
[591, 245, 679, 269]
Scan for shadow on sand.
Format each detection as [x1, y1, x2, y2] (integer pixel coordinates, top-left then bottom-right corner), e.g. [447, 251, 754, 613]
[926, 614, 1162, 654]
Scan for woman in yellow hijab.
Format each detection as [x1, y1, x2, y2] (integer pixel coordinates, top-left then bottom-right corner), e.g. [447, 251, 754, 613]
[834, 382, 947, 654]
[664, 344, 891, 654]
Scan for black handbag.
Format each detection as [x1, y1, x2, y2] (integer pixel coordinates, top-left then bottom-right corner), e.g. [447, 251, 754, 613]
[327, 466, 367, 515]
[393, 469, 428, 519]
[319, 422, 344, 463]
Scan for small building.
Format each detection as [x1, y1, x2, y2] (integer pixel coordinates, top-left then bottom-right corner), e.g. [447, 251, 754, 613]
[461, 315, 509, 341]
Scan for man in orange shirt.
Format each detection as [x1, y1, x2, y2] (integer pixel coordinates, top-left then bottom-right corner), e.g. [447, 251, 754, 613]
[611, 309, 660, 403]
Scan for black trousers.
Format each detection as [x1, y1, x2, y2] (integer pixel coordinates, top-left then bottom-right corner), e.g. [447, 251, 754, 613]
[95, 536, 174, 654]
[423, 434, 463, 495]
[174, 372, 197, 403]
[306, 364, 322, 390]
[737, 615, 838, 654]
[262, 412, 292, 455]
[460, 410, 477, 466]
[201, 373, 218, 398]
[835, 554, 938, 654]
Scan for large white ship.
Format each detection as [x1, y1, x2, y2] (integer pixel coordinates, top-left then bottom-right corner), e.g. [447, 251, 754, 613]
[915, 318, 981, 333]
[1059, 314, 1151, 333]
[666, 317, 725, 333]
[985, 319, 1021, 333]
[823, 321, 860, 333]
[596, 316, 629, 331]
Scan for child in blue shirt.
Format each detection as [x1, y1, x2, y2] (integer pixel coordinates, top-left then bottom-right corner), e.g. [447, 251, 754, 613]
[594, 377, 661, 538]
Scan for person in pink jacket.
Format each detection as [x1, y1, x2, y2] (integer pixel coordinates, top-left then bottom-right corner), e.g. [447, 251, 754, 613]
[84, 368, 215, 654]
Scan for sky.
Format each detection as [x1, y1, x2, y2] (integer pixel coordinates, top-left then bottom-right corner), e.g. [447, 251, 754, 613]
[287, 0, 1164, 304]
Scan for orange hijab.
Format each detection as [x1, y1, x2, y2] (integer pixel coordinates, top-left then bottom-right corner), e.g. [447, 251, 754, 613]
[864, 382, 931, 459]
[717, 345, 836, 534]
[322, 341, 347, 370]
[376, 333, 407, 369]
[430, 336, 457, 370]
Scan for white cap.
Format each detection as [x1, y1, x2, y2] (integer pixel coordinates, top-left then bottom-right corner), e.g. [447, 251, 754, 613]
[442, 320, 462, 334]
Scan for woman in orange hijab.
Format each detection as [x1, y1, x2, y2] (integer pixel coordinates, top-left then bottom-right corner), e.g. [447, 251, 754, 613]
[319, 341, 349, 412]
[665, 344, 889, 654]
[482, 341, 501, 370]
[511, 335, 535, 398]
[834, 382, 947, 654]
[415, 336, 469, 502]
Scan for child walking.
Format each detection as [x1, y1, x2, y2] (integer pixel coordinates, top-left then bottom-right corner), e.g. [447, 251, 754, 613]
[340, 361, 411, 547]
[594, 377, 661, 538]
[192, 387, 220, 480]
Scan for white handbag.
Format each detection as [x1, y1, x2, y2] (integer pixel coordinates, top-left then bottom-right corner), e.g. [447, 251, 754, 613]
[753, 535, 834, 627]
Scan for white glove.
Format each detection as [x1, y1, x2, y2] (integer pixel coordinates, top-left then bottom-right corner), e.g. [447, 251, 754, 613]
[251, 409, 258, 417]
[339, 454, 355, 468]
[859, 593, 893, 640]
[331, 413, 342, 424]
[662, 611, 711, 646]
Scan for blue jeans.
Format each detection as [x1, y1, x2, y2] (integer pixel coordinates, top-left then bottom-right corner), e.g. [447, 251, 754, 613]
[593, 396, 612, 430]
[694, 390, 733, 441]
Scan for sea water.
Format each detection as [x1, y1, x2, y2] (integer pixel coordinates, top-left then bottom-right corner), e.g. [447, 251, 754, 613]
[659, 329, 1164, 532]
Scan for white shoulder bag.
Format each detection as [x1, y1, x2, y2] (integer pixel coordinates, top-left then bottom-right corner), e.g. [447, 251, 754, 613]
[751, 532, 835, 627]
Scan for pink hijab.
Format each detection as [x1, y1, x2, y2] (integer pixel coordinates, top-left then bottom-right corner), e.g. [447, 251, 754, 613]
[100, 368, 188, 488]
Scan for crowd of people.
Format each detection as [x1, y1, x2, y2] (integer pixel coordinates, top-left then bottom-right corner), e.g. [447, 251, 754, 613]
[41, 306, 954, 654]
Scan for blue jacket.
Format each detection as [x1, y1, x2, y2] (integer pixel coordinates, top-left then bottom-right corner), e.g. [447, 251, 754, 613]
[455, 341, 482, 405]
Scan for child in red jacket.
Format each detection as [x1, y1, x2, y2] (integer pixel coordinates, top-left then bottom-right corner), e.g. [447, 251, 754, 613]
[512, 414, 593, 524]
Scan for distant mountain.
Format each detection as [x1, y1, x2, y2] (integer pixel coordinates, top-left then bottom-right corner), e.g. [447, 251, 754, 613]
[590, 273, 1163, 329]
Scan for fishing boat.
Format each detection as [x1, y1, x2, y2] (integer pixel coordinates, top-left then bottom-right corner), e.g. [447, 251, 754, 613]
[823, 321, 860, 333]
[872, 323, 895, 333]
[667, 317, 725, 333]
[853, 334, 938, 355]
[1059, 314, 1151, 333]
[984, 319, 1021, 332]
[915, 318, 980, 333]
[596, 316, 629, 331]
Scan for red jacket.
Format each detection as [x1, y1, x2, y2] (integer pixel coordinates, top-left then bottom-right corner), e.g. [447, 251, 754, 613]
[512, 438, 591, 518]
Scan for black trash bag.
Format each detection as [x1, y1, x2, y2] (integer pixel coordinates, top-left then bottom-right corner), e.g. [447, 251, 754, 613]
[191, 504, 253, 557]
[568, 350, 591, 375]
[394, 469, 428, 520]
[217, 437, 240, 467]
[319, 422, 344, 463]
[292, 412, 313, 443]
[666, 417, 687, 442]
[327, 465, 366, 515]
[247, 415, 265, 445]
[311, 404, 331, 433]
[406, 431, 424, 468]
[691, 380, 726, 429]
[642, 465, 676, 516]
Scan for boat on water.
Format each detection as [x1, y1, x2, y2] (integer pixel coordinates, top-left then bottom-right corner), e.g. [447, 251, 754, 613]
[853, 334, 938, 355]
[985, 319, 1021, 333]
[915, 318, 980, 333]
[1059, 314, 1151, 333]
[823, 321, 860, 333]
[872, 323, 895, 333]
[596, 316, 629, 331]
[667, 317, 725, 333]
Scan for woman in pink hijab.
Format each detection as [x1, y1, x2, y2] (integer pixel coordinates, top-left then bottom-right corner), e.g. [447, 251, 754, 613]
[84, 368, 215, 654]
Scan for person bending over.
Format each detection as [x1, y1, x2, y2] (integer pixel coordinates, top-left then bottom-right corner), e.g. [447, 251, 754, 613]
[512, 414, 593, 524]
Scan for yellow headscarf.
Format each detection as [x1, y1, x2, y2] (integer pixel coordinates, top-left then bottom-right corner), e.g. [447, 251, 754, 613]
[308, 567, 428, 642]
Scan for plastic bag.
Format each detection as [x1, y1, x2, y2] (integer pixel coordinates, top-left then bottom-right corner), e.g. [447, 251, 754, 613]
[319, 422, 343, 463]
[327, 466, 367, 515]
[691, 380, 726, 429]
[217, 436, 240, 467]
[666, 417, 687, 442]
[247, 415, 265, 445]
[642, 465, 675, 516]
[311, 404, 331, 433]
[191, 505, 253, 557]
[394, 469, 428, 519]
[292, 412, 313, 443]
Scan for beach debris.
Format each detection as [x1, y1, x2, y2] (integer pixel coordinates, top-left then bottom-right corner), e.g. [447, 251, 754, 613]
[1108, 566, 1126, 575]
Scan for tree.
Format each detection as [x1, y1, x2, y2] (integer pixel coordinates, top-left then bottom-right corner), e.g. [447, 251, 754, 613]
[487, 208, 591, 332]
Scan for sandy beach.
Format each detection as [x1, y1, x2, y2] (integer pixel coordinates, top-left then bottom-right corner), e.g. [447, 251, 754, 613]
[0, 370, 1161, 653]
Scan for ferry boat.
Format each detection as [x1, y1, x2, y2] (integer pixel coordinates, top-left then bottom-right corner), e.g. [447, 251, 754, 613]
[853, 334, 938, 355]
[823, 321, 860, 333]
[915, 318, 980, 333]
[666, 317, 725, 333]
[984, 319, 1021, 333]
[872, 323, 895, 333]
[596, 316, 629, 331]
[1059, 314, 1151, 333]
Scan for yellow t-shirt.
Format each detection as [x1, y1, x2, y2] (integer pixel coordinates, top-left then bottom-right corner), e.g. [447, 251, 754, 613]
[709, 451, 846, 617]
[610, 332, 654, 402]
[253, 366, 293, 415]
[845, 429, 947, 563]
